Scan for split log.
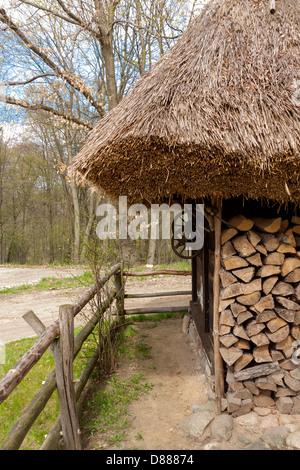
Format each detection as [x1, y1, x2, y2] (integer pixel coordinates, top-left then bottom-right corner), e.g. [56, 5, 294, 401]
[252, 217, 282, 234]
[220, 347, 243, 366]
[220, 269, 238, 288]
[228, 215, 254, 231]
[295, 284, 300, 302]
[281, 258, 300, 277]
[234, 362, 281, 381]
[280, 359, 298, 370]
[226, 369, 245, 391]
[219, 298, 234, 312]
[280, 220, 289, 233]
[276, 296, 300, 311]
[246, 253, 262, 267]
[257, 265, 281, 278]
[291, 325, 300, 340]
[271, 349, 285, 362]
[221, 228, 238, 245]
[252, 294, 274, 314]
[284, 373, 300, 392]
[261, 234, 280, 252]
[255, 377, 277, 392]
[232, 235, 256, 257]
[268, 372, 285, 387]
[250, 333, 270, 347]
[223, 256, 249, 271]
[246, 320, 265, 337]
[276, 335, 293, 351]
[231, 302, 247, 317]
[221, 241, 236, 259]
[220, 309, 235, 326]
[256, 310, 277, 323]
[219, 334, 239, 348]
[267, 317, 287, 333]
[281, 229, 296, 247]
[266, 324, 290, 343]
[253, 345, 273, 363]
[233, 324, 250, 340]
[247, 230, 261, 247]
[275, 308, 296, 323]
[235, 339, 251, 349]
[232, 267, 255, 283]
[236, 310, 253, 325]
[221, 283, 243, 300]
[241, 278, 262, 296]
[271, 282, 294, 297]
[256, 245, 267, 255]
[284, 268, 300, 283]
[244, 380, 260, 395]
[292, 226, 300, 236]
[277, 243, 296, 254]
[236, 291, 261, 306]
[264, 252, 285, 266]
[234, 353, 253, 372]
[262, 276, 279, 295]
[219, 325, 231, 335]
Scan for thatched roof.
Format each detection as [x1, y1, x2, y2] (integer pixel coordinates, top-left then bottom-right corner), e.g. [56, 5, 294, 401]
[72, 0, 300, 204]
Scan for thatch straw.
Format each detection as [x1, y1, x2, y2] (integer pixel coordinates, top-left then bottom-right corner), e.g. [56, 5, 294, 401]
[71, 0, 300, 204]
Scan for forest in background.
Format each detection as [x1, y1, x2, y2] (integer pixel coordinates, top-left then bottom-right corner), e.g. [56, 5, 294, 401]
[0, 0, 205, 265]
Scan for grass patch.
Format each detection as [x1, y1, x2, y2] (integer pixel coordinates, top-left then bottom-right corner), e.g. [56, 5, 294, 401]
[81, 373, 153, 449]
[0, 326, 96, 450]
[0, 271, 94, 295]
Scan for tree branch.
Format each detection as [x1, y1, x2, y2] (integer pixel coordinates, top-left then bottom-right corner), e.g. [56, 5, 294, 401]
[0, 8, 105, 116]
[5, 73, 56, 86]
[3, 95, 93, 130]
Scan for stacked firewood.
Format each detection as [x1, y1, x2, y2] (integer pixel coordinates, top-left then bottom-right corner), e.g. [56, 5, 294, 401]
[219, 214, 300, 416]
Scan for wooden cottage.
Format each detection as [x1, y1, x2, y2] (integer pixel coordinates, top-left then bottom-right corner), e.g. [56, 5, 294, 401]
[72, 0, 300, 416]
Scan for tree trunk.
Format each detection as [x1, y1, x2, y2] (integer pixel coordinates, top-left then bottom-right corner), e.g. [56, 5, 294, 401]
[66, 128, 80, 264]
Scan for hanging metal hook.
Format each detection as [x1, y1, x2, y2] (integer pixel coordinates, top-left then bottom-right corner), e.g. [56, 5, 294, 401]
[270, 0, 276, 14]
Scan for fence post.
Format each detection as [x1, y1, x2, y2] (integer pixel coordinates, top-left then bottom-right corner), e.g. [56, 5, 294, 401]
[54, 305, 82, 450]
[114, 261, 124, 320]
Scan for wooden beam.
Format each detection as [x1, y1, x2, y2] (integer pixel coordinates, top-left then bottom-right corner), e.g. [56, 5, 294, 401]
[213, 199, 224, 414]
[125, 306, 189, 316]
[125, 290, 192, 299]
[123, 270, 191, 277]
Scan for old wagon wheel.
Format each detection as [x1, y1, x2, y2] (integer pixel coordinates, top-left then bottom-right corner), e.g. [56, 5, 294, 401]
[171, 209, 206, 259]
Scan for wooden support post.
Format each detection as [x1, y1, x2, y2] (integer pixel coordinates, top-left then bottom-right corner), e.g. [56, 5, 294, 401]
[213, 199, 224, 414]
[114, 261, 124, 320]
[54, 305, 82, 450]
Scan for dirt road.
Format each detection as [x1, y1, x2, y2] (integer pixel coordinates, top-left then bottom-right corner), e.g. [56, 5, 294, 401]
[0, 266, 191, 343]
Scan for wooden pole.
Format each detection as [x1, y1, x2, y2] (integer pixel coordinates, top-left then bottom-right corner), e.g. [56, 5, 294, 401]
[125, 290, 192, 299]
[213, 199, 224, 414]
[54, 305, 82, 450]
[123, 270, 191, 277]
[114, 261, 124, 319]
[125, 306, 189, 316]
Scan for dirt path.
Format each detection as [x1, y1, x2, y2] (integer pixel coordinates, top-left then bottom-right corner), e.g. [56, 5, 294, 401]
[0, 267, 191, 343]
[84, 317, 209, 451]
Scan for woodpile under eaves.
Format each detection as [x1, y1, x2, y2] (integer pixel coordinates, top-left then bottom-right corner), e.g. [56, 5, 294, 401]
[219, 215, 300, 416]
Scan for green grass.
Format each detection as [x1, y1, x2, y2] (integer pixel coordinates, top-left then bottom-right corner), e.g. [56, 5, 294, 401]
[0, 271, 94, 295]
[82, 373, 153, 449]
[0, 327, 96, 450]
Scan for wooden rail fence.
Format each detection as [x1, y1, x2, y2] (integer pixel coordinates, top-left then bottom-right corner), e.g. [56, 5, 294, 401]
[0, 265, 191, 450]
